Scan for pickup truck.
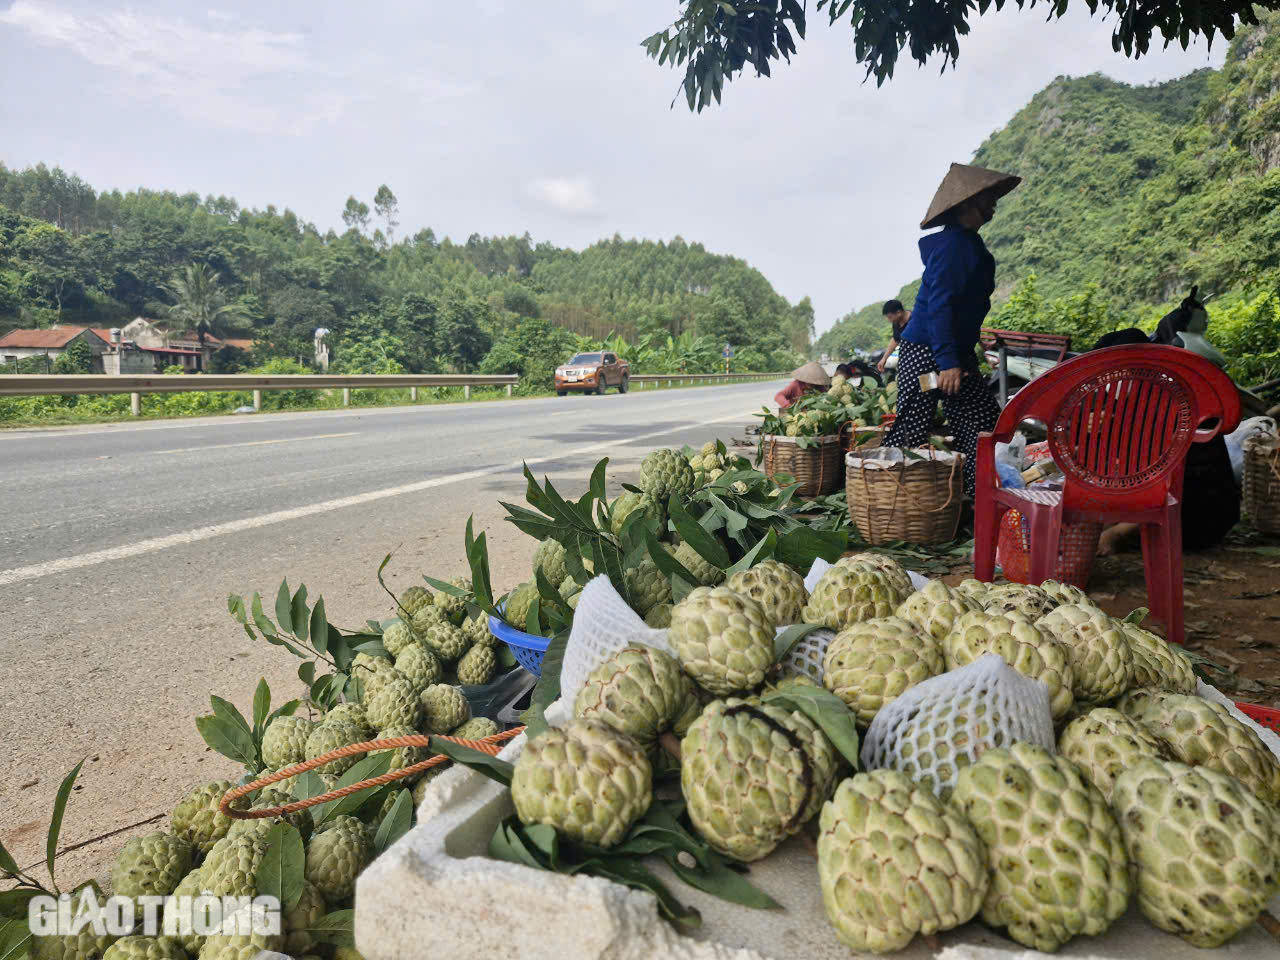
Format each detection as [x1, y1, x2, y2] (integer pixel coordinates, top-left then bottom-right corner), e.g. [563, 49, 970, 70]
[554, 351, 630, 395]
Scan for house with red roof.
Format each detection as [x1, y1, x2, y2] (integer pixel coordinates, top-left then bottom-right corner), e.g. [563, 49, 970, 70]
[0, 326, 111, 371]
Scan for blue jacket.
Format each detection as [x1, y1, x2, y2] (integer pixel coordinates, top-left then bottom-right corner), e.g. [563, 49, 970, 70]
[899, 226, 995, 372]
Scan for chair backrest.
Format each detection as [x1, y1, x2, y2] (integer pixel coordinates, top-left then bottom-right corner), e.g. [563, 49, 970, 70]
[990, 345, 1239, 511]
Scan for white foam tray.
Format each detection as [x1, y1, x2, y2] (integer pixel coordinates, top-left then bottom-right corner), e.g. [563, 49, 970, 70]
[355, 691, 1280, 960]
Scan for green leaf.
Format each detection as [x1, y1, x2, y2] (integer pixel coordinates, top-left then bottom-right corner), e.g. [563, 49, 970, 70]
[265, 700, 300, 727]
[521, 631, 568, 738]
[251, 678, 271, 739]
[210, 695, 253, 739]
[668, 498, 731, 568]
[290, 584, 310, 642]
[373, 790, 414, 854]
[0, 917, 33, 960]
[1123, 606, 1149, 625]
[275, 579, 294, 635]
[46, 759, 85, 893]
[292, 771, 328, 803]
[762, 687, 861, 769]
[666, 851, 781, 910]
[772, 623, 822, 661]
[423, 575, 469, 598]
[0, 889, 40, 922]
[195, 715, 259, 769]
[307, 909, 355, 948]
[297, 661, 316, 687]
[428, 736, 515, 787]
[0, 840, 19, 879]
[724, 527, 778, 577]
[776, 526, 846, 569]
[249, 593, 277, 639]
[227, 593, 249, 626]
[488, 818, 546, 870]
[312, 752, 394, 827]
[310, 598, 329, 657]
[257, 823, 305, 912]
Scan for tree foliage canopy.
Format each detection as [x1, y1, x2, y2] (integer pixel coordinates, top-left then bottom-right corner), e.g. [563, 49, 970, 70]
[644, 0, 1264, 109]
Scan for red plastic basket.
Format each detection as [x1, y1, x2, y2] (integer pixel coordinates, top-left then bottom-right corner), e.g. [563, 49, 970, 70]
[1236, 701, 1280, 733]
[995, 509, 1102, 588]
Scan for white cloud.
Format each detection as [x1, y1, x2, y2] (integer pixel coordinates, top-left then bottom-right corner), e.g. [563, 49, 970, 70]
[526, 176, 600, 217]
[0, 1, 336, 133]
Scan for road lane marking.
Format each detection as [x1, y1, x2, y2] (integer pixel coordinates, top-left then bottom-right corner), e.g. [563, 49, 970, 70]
[151, 432, 358, 455]
[0, 410, 754, 586]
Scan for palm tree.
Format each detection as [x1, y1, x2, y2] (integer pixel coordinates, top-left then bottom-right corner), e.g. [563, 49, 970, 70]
[163, 264, 246, 368]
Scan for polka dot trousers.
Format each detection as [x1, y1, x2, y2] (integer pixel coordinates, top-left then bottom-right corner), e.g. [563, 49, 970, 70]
[883, 340, 1000, 498]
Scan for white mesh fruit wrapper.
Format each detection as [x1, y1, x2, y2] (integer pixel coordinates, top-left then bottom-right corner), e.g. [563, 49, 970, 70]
[804, 556, 930, 594]
[776, 626, 836, 683]
[860, 653, 1056, 797]
[558, 575, 672, 710]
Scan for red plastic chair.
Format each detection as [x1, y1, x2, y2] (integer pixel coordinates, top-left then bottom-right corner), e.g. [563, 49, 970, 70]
[973, 345, 1241, 645]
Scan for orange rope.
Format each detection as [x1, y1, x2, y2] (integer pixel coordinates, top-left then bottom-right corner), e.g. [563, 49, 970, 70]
[218, 727, 524, 819]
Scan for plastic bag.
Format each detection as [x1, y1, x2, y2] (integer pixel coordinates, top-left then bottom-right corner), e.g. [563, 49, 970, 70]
[860, 653, 1056, 798]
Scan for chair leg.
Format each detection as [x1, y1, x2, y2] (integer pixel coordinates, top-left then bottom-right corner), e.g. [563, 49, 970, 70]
[973, 502, 1005, 583]
[1028, 507, 1062, 586]
[1140, 511, 1185, 645]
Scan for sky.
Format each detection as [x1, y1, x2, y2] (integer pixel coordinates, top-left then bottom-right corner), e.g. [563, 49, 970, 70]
[0, 1, 1227, 334]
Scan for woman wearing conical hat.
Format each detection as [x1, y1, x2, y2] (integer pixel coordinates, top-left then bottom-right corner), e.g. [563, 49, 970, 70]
[775, 360, 831, 410]
[883, 163, 1021, 497]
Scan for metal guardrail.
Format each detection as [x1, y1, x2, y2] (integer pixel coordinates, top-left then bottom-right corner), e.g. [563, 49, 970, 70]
[629, 372, 785, 388]
[0, 373, 520, 414]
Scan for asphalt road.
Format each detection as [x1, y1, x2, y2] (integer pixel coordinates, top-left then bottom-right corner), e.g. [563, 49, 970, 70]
[0, 381, 782, 883]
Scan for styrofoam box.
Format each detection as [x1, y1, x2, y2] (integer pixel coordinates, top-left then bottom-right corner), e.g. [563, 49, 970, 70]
[356, 691, 1280, 960]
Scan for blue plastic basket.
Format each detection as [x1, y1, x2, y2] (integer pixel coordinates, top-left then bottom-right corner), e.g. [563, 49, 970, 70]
[489, 610, 549, 677]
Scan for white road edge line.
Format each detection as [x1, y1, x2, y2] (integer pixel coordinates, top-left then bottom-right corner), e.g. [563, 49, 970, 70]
[151, 432, 359, 455]
[0, 410, 754, 587]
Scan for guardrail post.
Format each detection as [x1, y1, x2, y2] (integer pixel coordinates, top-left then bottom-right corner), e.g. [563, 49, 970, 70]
[410, 386, 418, 402]
[130, 392, 141, 416]
[464, 385, 471, 400]
[506, 384, 512, 397]
[343, 387, 351, 407]
[252, 389, 261, 412]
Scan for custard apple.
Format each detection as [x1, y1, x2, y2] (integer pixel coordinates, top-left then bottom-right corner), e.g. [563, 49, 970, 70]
[982, 582, 1059, 621]
[667, 586, 774, 695]
[1117, 690, 1280, 805]
[397, 585, 433, 618]
[511, 720, 652, 848]
[1112, 758, 1280, 947]
[943, 610, 1075, 720]
[725, 559, 808, 630]
[1037, 603, 1134, 706]
[376, 725, 431, 783]
[261, 715, 315, 770]
[305, 815, 370, 901]
[462, 612, 495, 647]
[282, 879, 327, 955]
[456, 643, 495, 685]
[818, 770, 989, 953]
[950, 742, 1131, 952]
[802, 562, 903, 631]
[639, 448, 695, 499]
[200, 833, 268, 898]
[420, 684, 470, 733]
[841, 552, 914, 599]
[110, 832, 193, 898]
[422, 620, 468, 663]
[350, 655, 398, 702]
[1057, 707, 1171, 802]
[432, 577, 472, 621]
[533, 538, 569, 588]
[366, 675, 424, 731]
[953, 579, 992, 604]
[304, 720, 368, 776]
[172, 781, 247, 855]
[609, 491, 666, 537]
[574, 644, 701, 750]
[672, 540, 724, 585]
[1122, 622, 1196, 693]
[1039, 580, 1095, 608]
[894, 580, 983, 642]
[320, 701, 370, 733]
[823, 617, 943, 725]
[379, 619, 415, 657]
[503, 581, 538, 631]
[31, 930, 119, 960]
[623, 555, 672, 617]
[392, 642, 443, 689]
[409, 603, 446, 636]
[643, 603, 672, 628]
[682, 699, 831, 861]
[225, 788, 311, 843]
[101, 937, 185, 960]
[162, 868, 213, 956]
[197, 902, 284, 960]
[451, 716, 501, 740]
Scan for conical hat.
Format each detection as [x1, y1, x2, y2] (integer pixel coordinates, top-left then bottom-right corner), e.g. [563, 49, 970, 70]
[791, 361, 831, 386]
[920, 163, 1021, 229]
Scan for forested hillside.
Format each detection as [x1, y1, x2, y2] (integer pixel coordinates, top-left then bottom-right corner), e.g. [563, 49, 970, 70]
[0, 168, 811, 386]
[816, 11, 1280, 384]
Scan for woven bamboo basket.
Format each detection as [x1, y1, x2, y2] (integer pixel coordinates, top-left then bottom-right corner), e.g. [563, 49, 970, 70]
[1242, 432, 1280, 534]
[762, 433, 844, 497]
[845, 447, 965, 545]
